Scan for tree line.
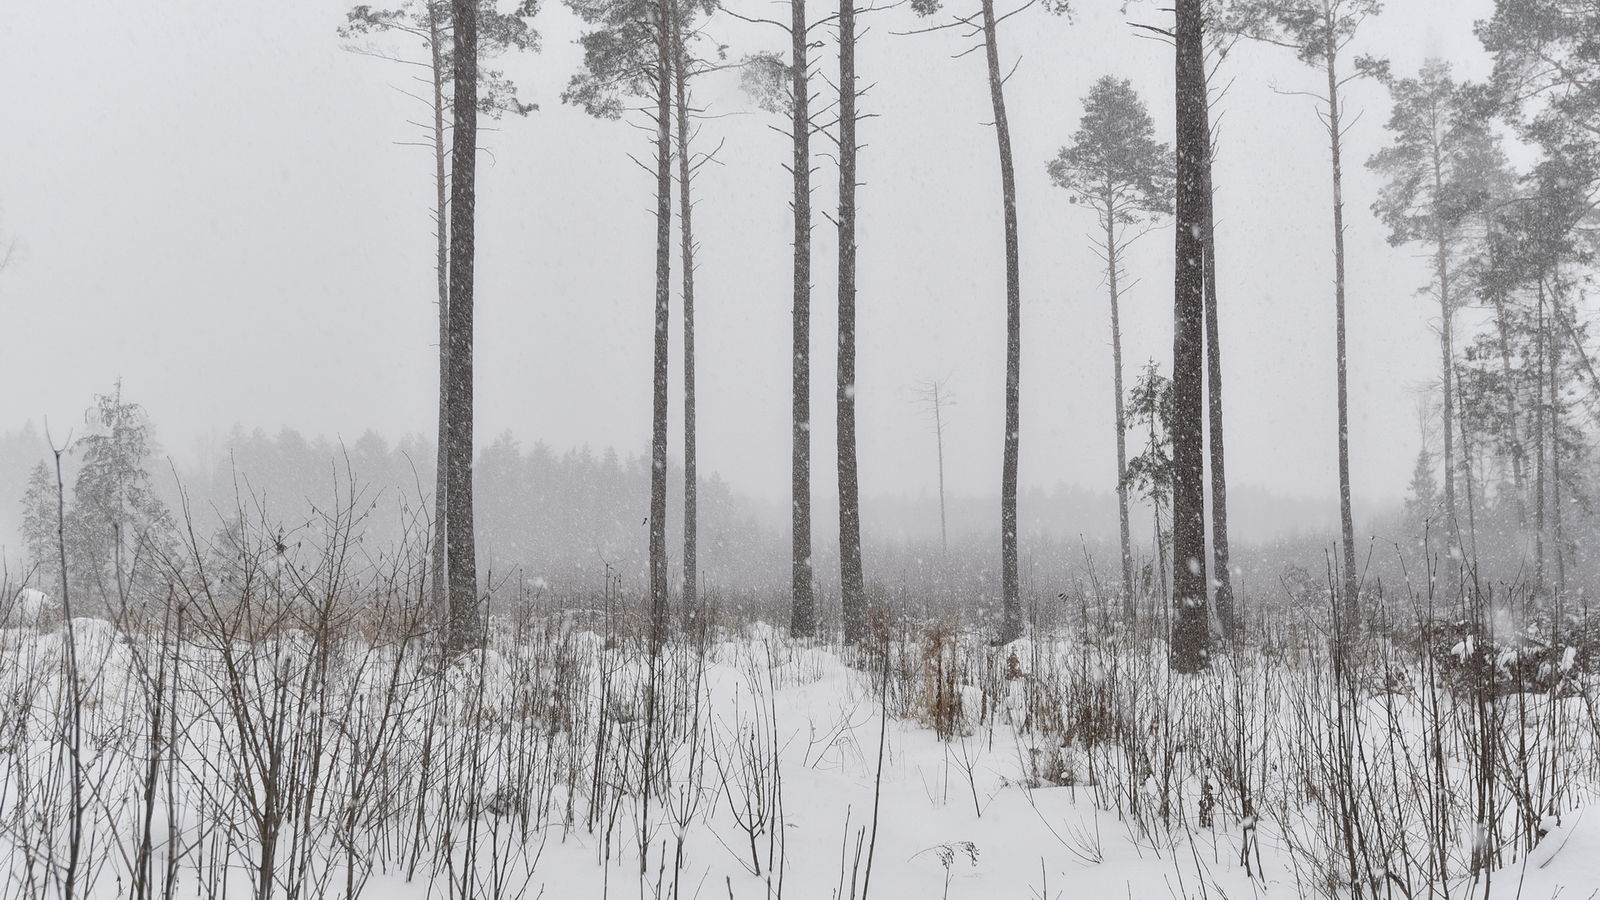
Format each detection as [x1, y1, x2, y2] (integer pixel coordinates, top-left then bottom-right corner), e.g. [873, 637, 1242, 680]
[17, 396, 779, 609]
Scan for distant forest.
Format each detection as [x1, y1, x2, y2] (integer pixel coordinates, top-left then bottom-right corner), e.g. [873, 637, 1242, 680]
[4, 397, 1500, 612]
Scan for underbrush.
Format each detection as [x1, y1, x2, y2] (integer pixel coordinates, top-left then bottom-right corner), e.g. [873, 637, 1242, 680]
[3, 502, 1598, 898]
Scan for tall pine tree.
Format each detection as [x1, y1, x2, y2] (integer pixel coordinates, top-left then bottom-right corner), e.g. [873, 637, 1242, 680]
[1048, 75, 1173, 618]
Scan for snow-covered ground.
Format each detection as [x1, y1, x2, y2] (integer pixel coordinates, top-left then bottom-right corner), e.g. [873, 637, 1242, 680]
[0, 600, 1596, 899]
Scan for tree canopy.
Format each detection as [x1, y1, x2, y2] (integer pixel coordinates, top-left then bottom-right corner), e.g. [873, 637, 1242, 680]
[341, 0, 541, 118]
[1047, 75, 1174, 229]
[1368, 60, 1510, 284]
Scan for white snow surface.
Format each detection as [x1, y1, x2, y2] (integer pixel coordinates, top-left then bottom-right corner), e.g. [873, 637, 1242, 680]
[0, 618, 1594, 899]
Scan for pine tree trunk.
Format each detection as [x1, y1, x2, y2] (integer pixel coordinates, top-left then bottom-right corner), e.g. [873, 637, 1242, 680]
[1104, 209, 1135, 616]
[1548, 279, 1566, 594]
[445, 0, 480, 654]
[789, 0, 816, 638]
[430, 4, 450, 622]
[673, 8, 698, 621]
[1325, 39, 1360, 637]
[648, 0, 674, 651]
[1456, 370, 1480, 565]
[979, 0, 1023, 644]
[836, 0, 866, 644]
[1431, 142, 1460, 557]
[1199, 78, 1234, 641]
[1534, 281, 1547, 595]
[1169, 0, 1210, 673]
[1438, 258, 1459, 547]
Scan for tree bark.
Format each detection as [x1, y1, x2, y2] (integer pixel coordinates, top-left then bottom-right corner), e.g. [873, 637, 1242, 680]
[837, 0, 867, 644]
[1104, 207, 1135, 616]
[1324, 33, 1360, 632]
[445, 0, 480, 654]
[648, 0, 674, 651]
[430, 3, 450, 623]
[1430, 134, 1460, 557]
[789, 0, 816, 638]
[1534, 281, 1547, 595]
[979, 0, 1023, 644]
[673, 1, 698, 621]
[1548, 278, 1566, 594]
[1456, 366, 1480, 564]
[1199, 75, 1234, 640]
[1170, 0, 1210, 673]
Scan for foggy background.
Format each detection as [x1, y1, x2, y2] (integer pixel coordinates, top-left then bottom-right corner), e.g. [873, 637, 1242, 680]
[0, 0, 1492, 582]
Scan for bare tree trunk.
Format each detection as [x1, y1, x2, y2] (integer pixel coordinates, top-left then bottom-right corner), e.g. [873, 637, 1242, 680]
[673, 6, 698, 620]
[1324, 36, 1360, 634]
[789, 0, 816, 638]
[445, 0, 480, 654]
[1456, 366, 1481, 567]
[837, 0, 866, 644]
[979, 0, 1023, 644]
[1431, 141, 1460, 558]
[1170, 0, 1210, 673]
[1199, 77, 1234, 641]
[916, 378, 951, 554]
[430, 4, 450, 622]
[1534, 280, 1547, 595]
[934, 387, 948, 554]
[1104, 211, 1135, 616]
[1549, 279, 1566, 594]
[648, 0, 674, 651]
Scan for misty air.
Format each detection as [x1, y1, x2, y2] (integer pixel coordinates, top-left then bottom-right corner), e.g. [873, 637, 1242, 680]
[1, 0, 1597, 897]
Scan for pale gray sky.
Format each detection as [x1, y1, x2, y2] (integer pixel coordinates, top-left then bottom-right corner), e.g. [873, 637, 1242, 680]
[0, 0, 1493, 519]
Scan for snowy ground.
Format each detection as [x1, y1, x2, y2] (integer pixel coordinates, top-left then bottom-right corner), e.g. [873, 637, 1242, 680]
[0, 600, 1597, 899]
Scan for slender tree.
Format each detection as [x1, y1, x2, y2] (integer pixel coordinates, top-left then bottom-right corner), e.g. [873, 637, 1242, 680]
[733, 19, 827, 643]
[21, 461, 61, 587]
[1123, 361, 1173, 612]
[678, 30, 699, 621]
[983, 0, 1021, 644]
[1047, 75, 1173, 617]
[1547, 276, 1567, 593]
[648, 0, 673, 648]
[445, 0, 481, 653]
[1170, 0, 1210, 672]
[428, 5, 455, 620]
[1368, 59, 1505, 562]
[733, 0, 823, 637]
[836, 0, 868, 644]
[1199, 25, 1236, 639]
[339, 0, 538, 617]
[790, 0, 816, 639]
[907, 0, 1069, 644]
[669, 0, 720, 621]
[565, 0, 678, 648]
[1223, 0, 1383, 621]
[912, 378, 955, 555]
